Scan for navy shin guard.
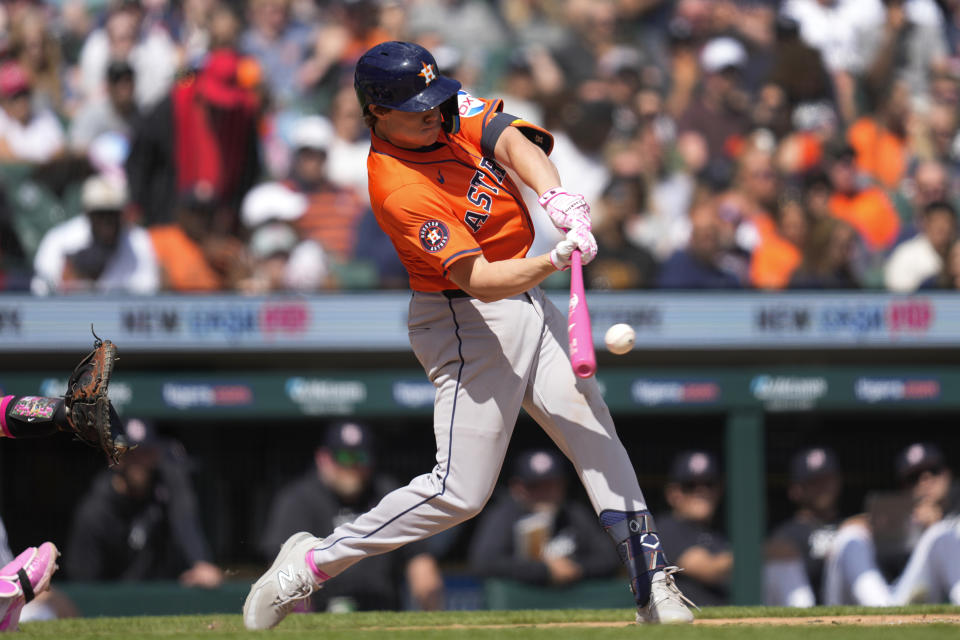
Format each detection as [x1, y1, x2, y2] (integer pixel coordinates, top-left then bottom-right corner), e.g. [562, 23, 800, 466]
[599, 510, 668, 607]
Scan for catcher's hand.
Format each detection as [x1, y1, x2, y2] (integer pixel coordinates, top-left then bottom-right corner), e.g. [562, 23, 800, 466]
[63, 326, 129, 466]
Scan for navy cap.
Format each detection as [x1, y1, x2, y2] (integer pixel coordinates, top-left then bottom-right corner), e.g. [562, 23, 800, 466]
[323, 421, 374, 467]
[325, 421, 373, 451]
[123, 417, 159, 448]
[896, 442, 946, 482]
[669, 450, 720, 484]
[789, 447, 839, 484]
[512, 449, 566, 483]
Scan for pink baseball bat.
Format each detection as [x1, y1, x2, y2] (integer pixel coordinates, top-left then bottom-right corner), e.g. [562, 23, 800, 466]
[568, 249, 596, 378]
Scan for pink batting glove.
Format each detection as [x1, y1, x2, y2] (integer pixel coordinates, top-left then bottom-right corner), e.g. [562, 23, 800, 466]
[538, 188, 591, 231]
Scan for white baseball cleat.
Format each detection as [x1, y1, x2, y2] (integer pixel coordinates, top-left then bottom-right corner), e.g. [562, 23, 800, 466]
[635, 566, 697, 624]
[243, 531, 324, 630]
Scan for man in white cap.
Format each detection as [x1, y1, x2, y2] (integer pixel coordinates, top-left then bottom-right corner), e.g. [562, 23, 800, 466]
[239, 181, 329, 292]
[31, 174, 158, 295]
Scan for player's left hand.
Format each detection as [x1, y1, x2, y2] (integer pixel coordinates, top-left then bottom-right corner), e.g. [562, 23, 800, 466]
[538, 188, 591, 231]
[566, 225, 597, 265]
[63, 326, 130, 466]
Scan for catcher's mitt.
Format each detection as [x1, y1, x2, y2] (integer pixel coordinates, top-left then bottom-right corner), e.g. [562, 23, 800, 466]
[63, 326, 129, 466]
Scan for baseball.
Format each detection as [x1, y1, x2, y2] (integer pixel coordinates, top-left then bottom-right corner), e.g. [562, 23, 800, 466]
[604, 323, 635, 355]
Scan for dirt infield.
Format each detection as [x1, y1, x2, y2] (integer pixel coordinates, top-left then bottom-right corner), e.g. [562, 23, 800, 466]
[695, 614, 960, 626]
[376, 613, 960, 631]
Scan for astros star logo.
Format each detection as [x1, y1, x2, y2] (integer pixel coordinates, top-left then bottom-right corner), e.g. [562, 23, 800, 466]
[418, 220, 449, 252]
[418, 62, 436, 85]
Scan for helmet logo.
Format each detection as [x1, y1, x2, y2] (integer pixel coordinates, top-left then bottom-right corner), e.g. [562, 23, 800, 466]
[418, 62, 437, 86]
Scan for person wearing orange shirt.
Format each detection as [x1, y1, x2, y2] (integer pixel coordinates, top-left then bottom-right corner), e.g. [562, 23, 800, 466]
[244, 41, 695, 630]
[827, 144, 900, 254]
[749, 198, 807, 290]
[149, 185, 251, 292]
[846, 79, 912, 191]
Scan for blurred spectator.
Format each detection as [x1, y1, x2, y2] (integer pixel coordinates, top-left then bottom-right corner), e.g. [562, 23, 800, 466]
[765, 446, 843, 607]
[884, 201, 957, 292]
[922, 237, 960, 289]
[7, 5, 65, 115]
[765, 15, 833, 125]
[31, 173, 158, 295]
[66, 418, 224, 587]
[826, 142, 901, 256]
[497, 0, 569, 51]
[294, 0, 397, 115]
[775, 102, 839, 178]
[0, 61, 65, 164]
[663, 5, 704, 122]
[780, 0, 884, 125]
[468, 448, 620, 588]
[847, 78, 914, 190]
[170, 0, 224, 69]
[924, 102, 960, 191]
[750, 195, 808, 289]
[862, 0, 948, 113]
[59, 0, 96, 73]
[407, 0, 506, 81]
[239, 0, 313, 108]
[69, 59, 138, 152]
[148, 184, 251, 291]
[260, 421, 444, 612]
[239, 181, 329, 292]
[284, 114, 370, 264]
[584, 175, 658, 289]
[716, 143, 781, 265]
[497, 49, 547, 129]
[546, 0, 635, 90]
[545, 89, 614, 207]
[657, 200, 745, 289]
[676, 36, 752, 187]
[78, 0, 179, 111]
[618, 110, 694, 263]
[894, 159, 952, 235]
[789, 217, 862, 289]
[657, 450, 732, 606]
[822, 442, 960, 606]
[126, 47, 262, 227]
[325, 85, 374, 195]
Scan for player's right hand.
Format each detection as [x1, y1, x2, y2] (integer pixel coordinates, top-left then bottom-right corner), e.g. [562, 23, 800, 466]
[538, 187, 591, 231]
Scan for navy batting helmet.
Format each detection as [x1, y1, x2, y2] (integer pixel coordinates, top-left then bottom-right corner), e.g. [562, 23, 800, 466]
[355, 41, 462, 133]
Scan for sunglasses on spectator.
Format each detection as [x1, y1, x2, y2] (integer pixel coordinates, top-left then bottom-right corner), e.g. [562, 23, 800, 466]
[679, 481, 718, 493]
[333, 449, 370, 467]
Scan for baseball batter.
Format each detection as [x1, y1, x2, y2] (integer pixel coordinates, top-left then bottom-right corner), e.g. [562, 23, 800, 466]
[244, 41, 694, 629]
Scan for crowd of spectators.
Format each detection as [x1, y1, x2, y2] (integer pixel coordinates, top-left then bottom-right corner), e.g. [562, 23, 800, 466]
[1, 0, 960, 293]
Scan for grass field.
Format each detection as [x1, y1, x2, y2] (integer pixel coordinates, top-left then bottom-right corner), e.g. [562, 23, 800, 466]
[17, 605, 960, 639]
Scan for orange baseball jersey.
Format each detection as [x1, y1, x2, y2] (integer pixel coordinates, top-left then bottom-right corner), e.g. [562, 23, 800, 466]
[367, 92, 553, 292]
